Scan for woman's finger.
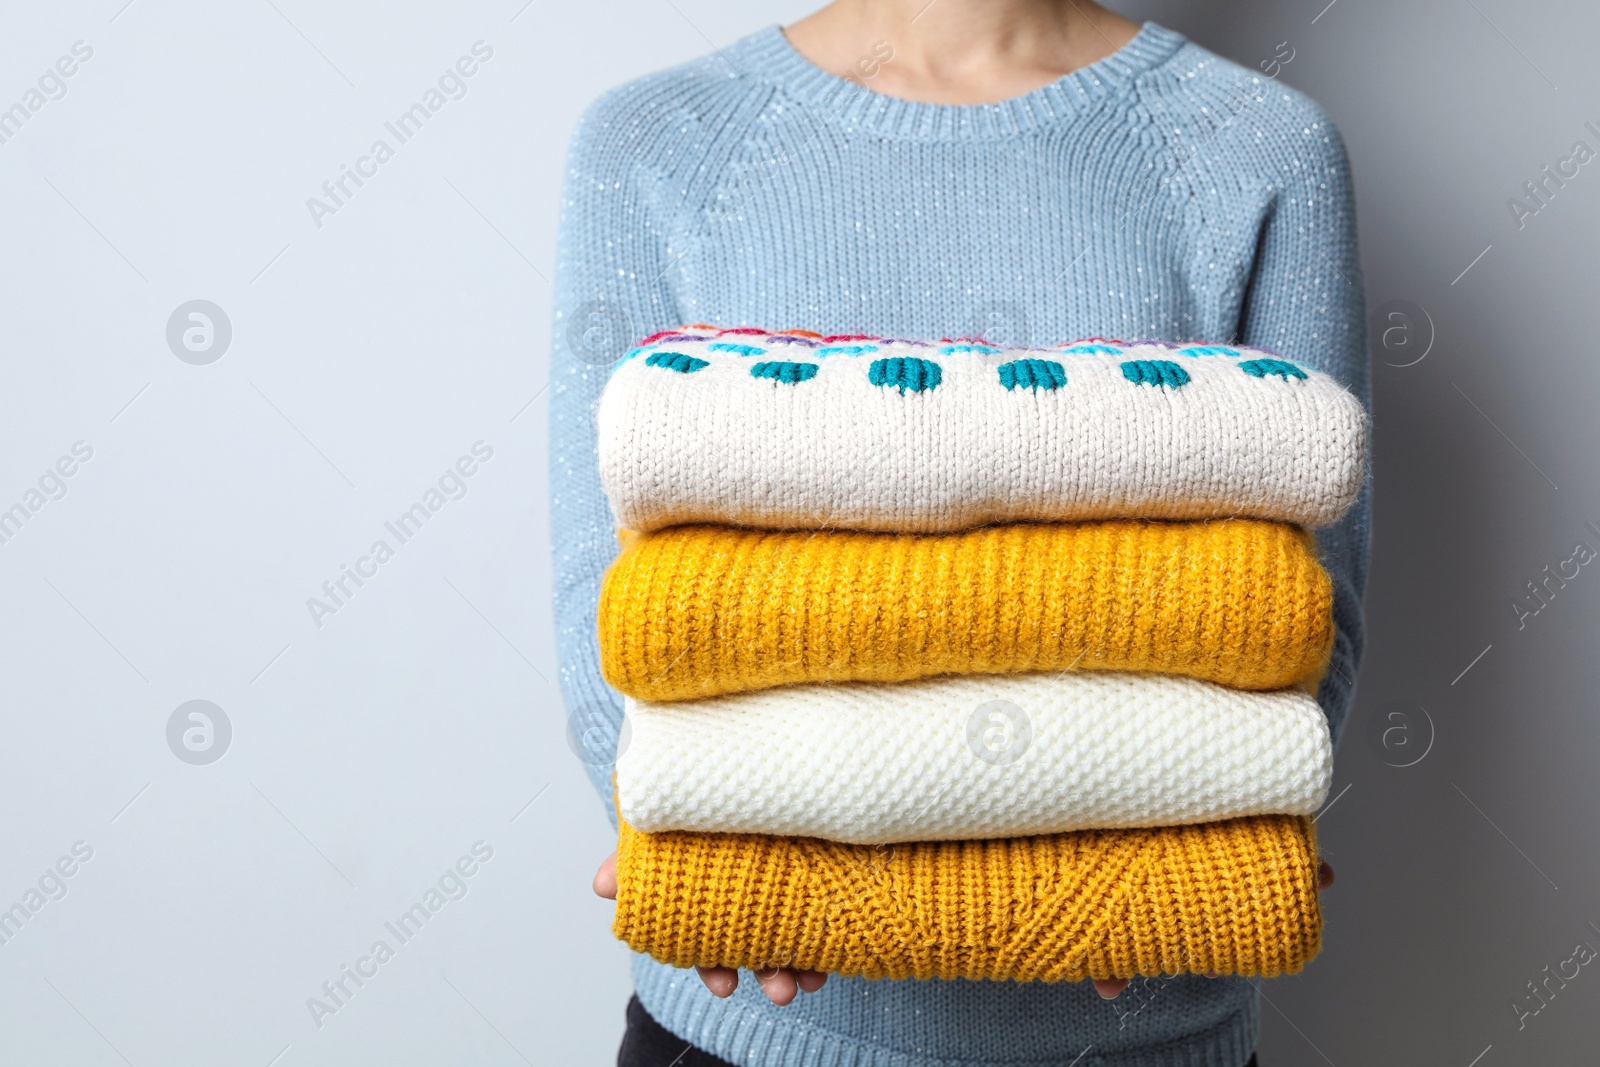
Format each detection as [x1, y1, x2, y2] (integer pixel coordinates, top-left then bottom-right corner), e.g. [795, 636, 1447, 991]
[592, 852, 618, 899]
[796, 970, 828, 994]
[1318, 859, 1335, 889]
[755, 967, 800, 1005]
[696, 966, 739, 998]
[1093, 978, 1130, 999]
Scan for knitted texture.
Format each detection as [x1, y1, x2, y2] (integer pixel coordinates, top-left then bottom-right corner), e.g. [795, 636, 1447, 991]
[600, 519, 1333, 700]
[551, 19, 1371, 1067]
[617, 672, 1332, 842]
[613, 813, 1322, 982]
[598, 327, 1367, 534]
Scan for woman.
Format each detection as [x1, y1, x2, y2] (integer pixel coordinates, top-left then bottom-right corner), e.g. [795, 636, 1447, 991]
[551, 1, 1368, 1063]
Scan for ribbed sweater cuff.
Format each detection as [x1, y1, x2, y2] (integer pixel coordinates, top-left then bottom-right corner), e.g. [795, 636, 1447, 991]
[631, 956, 1260, 1067]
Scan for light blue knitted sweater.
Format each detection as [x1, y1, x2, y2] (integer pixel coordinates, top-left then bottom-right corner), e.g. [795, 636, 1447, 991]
[550, 22, 1369, 1067]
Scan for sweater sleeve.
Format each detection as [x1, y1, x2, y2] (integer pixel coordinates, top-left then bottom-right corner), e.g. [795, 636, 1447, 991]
[549, 88, 683, 821]
[1234, 101, 1371, 749]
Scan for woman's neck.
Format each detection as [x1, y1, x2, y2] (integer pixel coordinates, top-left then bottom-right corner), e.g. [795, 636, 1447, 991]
[783, 0, 1142, 105]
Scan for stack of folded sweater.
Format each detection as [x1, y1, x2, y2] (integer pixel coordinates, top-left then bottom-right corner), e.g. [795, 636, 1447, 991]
[594, 325, 1367, 983]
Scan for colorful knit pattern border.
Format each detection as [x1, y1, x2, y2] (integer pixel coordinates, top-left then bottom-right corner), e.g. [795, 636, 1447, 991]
[618, 671, 1332, 842]
[597, 325, 1367, 533]
[613, 813, 1322, 982]
[600, 520, 1333, 700]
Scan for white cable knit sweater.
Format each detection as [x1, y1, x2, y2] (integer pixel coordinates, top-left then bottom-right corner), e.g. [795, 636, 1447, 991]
[616, 671, 1332, 844]
[597, 328, 1368, 533]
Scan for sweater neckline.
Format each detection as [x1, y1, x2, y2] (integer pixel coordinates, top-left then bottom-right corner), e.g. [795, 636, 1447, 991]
[731, 21, 1184, 140]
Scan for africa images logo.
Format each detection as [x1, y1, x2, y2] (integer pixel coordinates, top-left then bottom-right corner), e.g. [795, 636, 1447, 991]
[166, 300, 232, 365]
[166, 700, 232, 766]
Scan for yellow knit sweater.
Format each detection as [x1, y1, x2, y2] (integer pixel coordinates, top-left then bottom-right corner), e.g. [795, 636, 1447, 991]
[613, 813, 1322, 982]
[600, 520, 1333, 701]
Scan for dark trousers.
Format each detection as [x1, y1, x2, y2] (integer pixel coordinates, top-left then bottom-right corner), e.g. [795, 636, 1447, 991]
[619, 995, 1260, 1066]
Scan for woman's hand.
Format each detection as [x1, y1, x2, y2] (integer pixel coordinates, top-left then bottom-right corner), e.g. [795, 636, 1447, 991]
[1091, 858, 1336, 1000]
[593, 852, 829, 1005]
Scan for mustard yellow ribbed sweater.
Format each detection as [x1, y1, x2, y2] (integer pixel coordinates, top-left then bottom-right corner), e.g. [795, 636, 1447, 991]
[613, 813, 1322, 982]
[600, 519, 1332, 701]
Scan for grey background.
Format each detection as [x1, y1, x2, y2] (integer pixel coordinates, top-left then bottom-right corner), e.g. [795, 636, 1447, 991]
[1, 0, 1595, 1063]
